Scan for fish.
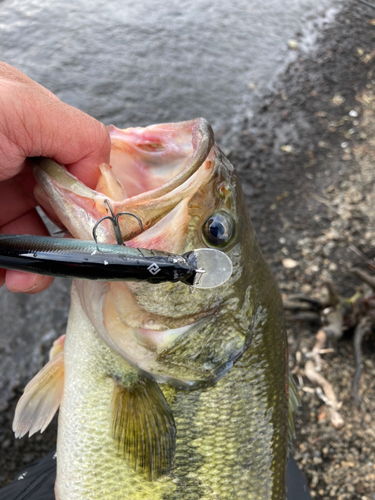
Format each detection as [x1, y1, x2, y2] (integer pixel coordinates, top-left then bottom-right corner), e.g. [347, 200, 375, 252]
[13, 118, 298, 499]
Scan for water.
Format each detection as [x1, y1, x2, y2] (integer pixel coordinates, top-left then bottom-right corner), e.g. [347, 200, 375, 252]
[0, 0, 340, 143]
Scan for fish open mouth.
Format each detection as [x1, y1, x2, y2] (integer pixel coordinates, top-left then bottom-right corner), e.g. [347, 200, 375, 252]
[32, 118, 216, 253]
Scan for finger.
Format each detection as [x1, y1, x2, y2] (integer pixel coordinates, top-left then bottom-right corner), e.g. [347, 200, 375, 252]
[0, 169, 37, 227]
[30, 106, 111, 188]
[5, 271, 54, 294]
[0, 268, 5, 288]
[57, 119, 111, 189]
[1, 208, 54, 293]
[1, 64, 111, 188]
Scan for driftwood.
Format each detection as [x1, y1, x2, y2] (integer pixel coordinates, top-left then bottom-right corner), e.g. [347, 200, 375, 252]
[285, 264, 375, 427]
[304, 312, 345, 429]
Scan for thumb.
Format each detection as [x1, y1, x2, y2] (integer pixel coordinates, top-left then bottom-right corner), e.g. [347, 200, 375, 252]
[0, 62, 111, 189]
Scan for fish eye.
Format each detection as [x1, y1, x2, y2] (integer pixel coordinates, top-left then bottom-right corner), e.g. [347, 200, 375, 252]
[203, 212, 234, 247]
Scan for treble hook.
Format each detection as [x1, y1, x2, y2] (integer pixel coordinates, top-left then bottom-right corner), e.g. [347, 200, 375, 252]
[92, 199, 144, 245]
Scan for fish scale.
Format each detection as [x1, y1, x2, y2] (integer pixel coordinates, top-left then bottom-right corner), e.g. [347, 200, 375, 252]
[57, 285, 176, 500]
[160, 312, 286, 500]
[55, 262, 287, 499]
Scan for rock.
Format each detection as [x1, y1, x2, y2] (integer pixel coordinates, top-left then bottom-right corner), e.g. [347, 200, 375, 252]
[287, 39, 299, 50]
[282, 258, 299, 268]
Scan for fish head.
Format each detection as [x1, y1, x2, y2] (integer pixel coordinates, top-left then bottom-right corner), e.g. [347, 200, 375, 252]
[33, 118, 257, 389]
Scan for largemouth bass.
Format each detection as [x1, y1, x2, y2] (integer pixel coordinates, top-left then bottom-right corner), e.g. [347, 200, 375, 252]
[13, 118, 297, 499]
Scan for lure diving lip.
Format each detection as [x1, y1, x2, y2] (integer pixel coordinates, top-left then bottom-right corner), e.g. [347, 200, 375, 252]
[0, 234, 232, 289]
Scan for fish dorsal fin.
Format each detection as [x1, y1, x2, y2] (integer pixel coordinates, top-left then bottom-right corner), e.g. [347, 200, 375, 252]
[112, 376, 176, 481]
[13, 351, 64, 438]
[288, 371, 300, 447]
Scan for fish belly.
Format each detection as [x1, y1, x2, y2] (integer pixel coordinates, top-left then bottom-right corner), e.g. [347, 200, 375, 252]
[56, 284, 175, 500]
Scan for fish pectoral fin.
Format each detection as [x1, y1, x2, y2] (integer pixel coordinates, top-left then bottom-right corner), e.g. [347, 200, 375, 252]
[13, 351, 64, 438]
[49, 334, 66, 360]
[112, 376, 176, 481]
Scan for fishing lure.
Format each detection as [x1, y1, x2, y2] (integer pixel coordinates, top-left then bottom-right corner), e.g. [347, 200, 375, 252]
[0, 234, 232, 289]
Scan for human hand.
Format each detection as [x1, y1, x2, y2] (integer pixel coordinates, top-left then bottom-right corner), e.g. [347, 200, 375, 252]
[0, 62, 111, 293]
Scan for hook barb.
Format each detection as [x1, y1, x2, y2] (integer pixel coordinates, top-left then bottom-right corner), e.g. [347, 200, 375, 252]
[92, 200, 144, 245]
